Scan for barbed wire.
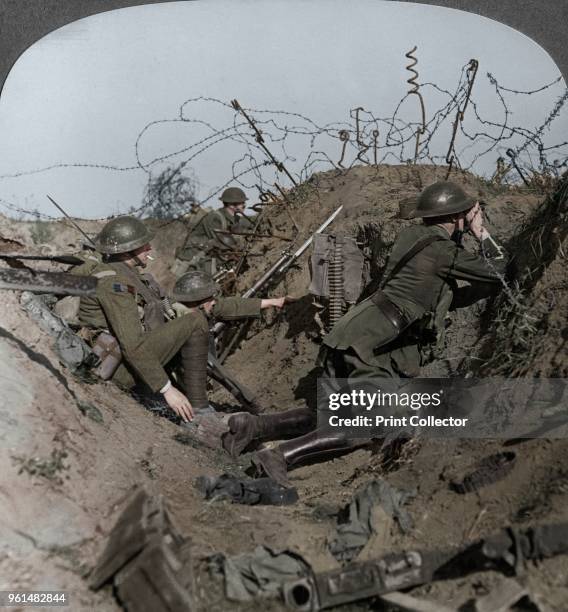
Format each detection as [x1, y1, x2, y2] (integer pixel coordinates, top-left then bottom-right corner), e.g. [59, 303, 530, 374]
[0, 64, 567, 221]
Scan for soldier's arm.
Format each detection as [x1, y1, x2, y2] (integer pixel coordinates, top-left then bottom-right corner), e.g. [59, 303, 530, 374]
[450, 281, 498, 309]
[437, 236, 507, 285]
[97, 278, 170, 392]
[212, 297, 262, 320]
[202, 211, 226, 241]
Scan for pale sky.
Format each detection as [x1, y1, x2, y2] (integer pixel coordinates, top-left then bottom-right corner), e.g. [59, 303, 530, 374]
[0, 0, 565, 219]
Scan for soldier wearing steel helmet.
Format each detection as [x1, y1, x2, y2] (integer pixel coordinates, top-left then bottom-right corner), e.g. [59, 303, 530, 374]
[223, 181, 508, 486]
[170, 270, 293, 411]
[72, 215, 207, 423]
[73, 220, 292, 423]
[173, 186, 252, 277]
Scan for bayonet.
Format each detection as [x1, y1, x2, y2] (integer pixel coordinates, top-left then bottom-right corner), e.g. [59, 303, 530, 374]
[46, 195, 97, 247]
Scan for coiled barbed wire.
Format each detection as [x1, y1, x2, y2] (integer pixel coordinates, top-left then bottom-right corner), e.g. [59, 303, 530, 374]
[0, 68, 566, 221]
[405, 46, 427, 162]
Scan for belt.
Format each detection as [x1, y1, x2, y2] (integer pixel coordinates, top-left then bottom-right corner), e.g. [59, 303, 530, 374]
[370, 291, 410, 333]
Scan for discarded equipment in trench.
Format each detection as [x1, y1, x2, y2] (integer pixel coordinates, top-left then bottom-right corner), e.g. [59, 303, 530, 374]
[449, 451, 517, 494]
[283, 522, 568, 611]
[90, 489, 193, 612]
[309, 233, 365, 330]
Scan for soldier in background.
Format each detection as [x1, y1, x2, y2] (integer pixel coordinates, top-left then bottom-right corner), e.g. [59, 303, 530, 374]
[223, 182, 508, 485]
[172, 187, 252, 277]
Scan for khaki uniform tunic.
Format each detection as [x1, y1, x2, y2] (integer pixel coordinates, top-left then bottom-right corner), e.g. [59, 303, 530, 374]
[74, 260, 200, 391]
[74, 258, 261, 392]
[322, 224, 506, 378]
[173, 207, 250, 276]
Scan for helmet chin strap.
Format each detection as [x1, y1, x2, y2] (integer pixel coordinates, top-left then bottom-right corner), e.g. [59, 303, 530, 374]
[133, 254, 146, 268]
[451, 218, 464, 245]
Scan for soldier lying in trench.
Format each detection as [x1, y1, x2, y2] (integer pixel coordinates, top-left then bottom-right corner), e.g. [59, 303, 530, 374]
[71, 215, 290, 423]
[222, 181, 508, 486]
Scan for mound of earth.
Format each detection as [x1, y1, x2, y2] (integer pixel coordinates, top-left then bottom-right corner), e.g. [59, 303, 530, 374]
[1, 164, 567, 610]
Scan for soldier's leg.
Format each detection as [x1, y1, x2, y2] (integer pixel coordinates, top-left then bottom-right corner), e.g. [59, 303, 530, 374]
[221, 345, 340, 456]
[180, 325, 209, 409]
[248, 348, 393, 486]
[112, 312, 209, 397]
[342, 348, 395, 380]
[223, 407, 315, 457]
[252, 431, 370, 487]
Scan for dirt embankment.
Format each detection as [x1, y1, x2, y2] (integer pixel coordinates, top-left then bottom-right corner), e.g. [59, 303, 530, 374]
[1, 164, 567, 610]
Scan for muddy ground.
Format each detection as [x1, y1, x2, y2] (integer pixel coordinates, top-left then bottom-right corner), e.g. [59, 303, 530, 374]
[0, 164, 567, 611]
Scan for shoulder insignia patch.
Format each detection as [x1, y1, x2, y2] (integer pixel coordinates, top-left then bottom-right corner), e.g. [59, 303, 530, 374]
[112, 282, 136, 295]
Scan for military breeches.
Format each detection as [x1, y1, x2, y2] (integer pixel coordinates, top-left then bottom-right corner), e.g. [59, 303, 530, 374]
[172, 254, 216, 277]
[112, 313, 208, 390]
[317, 345, 395, 383]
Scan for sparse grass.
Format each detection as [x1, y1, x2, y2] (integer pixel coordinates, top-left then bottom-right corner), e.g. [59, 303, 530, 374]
[478, 174, 568, 376]
[12, 448, 69, 484]
[29, 218, 54, 245]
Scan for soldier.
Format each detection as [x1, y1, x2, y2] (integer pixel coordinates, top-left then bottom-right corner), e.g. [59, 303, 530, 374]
[173, 186, 252, 277]
[171, 270, 292, 413]
[223, 181, 508, 485]
[74, 216, 201, 422]
[73, 216, 291, 423]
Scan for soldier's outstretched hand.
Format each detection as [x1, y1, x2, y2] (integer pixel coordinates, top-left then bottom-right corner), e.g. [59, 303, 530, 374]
[163, 387, 194, 422]
[261, 296, 297, 310]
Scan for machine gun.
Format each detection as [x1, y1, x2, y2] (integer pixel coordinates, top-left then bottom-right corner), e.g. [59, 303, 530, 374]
[283, 522, 568, 611]
[212, 205, 343, 362]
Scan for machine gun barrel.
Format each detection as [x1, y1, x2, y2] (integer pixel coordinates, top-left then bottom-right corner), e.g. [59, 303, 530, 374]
[283, 522, 568, 611]
[212, 205, 343, 340]
[242, 204, 343, 299]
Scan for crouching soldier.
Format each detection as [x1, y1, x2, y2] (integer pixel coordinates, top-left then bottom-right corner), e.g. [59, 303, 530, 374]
[172, 187, 252, 277]
[74, 216, 292, 424]
[74, 215, 207, 422]
[223, 181, 508, 485]
[170, 270, 292, 413]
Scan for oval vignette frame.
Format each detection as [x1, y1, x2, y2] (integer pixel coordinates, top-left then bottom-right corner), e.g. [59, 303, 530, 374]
[0, 0, 566, 98]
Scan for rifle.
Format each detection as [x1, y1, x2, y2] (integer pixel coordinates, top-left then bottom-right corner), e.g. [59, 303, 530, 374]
[207, 346, 263, 414]
[213, 205, 343, 361]
[0, 253, 85, 266]
[283, 522, 568, 610]
[46, 195, 97, 248]
[0, 269, 97, 296]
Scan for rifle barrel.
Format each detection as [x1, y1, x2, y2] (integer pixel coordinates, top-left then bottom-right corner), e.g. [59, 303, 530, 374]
[212, 205, 343, 334]
[46, 195, 96, 247]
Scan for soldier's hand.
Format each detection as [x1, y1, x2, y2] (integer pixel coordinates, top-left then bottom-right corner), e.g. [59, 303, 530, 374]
[467, 202, 485, 240]
[261, 296, 297, 310]
[163, 387, 194, 422]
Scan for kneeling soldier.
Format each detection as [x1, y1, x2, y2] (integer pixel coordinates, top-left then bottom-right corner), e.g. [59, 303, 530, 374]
[224, 181, 508, 485]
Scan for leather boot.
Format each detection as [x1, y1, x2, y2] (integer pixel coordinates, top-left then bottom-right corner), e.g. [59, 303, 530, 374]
[251, 430, 372, 487]
[181, 328, 210, 410]
[223, 407, 314, 457]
